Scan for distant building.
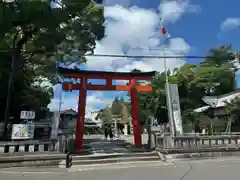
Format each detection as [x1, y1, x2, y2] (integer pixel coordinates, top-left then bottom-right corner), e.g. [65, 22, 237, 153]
[33, 109, 102, 138]
[194, 90, 240, 119]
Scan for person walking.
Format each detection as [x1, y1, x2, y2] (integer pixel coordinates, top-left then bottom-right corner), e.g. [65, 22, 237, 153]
[109, 126, 113, 140]
[104, 125, 108, 140]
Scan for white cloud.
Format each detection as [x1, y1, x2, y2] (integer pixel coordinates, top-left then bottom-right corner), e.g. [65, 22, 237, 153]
[49, 0, 199, 115]
[221, 17, 240, 32]
[48, 91, 112, 117]
[86, 0, 196, 72]
[159, 0, 201, 23]
[104, 0, 131, 7]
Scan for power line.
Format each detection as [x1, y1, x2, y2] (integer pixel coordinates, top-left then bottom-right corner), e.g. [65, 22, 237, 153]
[0, 48, 225, 59]
[85, 54, 214, 59]
[126, 47, 188, 53]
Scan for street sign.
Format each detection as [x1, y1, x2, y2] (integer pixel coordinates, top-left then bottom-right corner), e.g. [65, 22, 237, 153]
[20, 111, 35, 120]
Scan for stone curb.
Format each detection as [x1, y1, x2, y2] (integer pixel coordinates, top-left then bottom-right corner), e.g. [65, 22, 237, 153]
[71, 156, 161, 165]
[156, 151, 240, 162]
[0, 154, 66, 168]
[70, 152, 161, 166]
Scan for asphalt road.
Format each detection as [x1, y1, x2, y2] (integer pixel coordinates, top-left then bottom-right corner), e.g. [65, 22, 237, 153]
[1, 157, 240, 180]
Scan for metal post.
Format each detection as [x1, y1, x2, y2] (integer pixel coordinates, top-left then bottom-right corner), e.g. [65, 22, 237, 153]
[161, 31, 175, 137]
[147, 117, 153, 150]
[58, 89, 63, 112]
[114, 117, 118, 139]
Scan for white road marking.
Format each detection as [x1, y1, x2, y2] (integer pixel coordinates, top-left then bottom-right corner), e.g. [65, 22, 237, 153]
[172, 156, 240, 165]
[2, 157, 240, 175]
[68, 161, 170, 172]
[0, 161, 170, 174]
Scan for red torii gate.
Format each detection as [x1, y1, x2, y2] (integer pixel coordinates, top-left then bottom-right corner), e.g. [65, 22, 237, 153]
[58, 67, 156, 152]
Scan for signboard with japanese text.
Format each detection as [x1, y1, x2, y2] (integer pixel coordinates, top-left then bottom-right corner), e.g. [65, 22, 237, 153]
[169, 84, 183, 135]
[11, 124, 34, 140]
[20, 111, 35, 120]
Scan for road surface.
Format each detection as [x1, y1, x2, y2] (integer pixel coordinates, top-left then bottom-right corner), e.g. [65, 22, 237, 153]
[1, 157, 240, 180]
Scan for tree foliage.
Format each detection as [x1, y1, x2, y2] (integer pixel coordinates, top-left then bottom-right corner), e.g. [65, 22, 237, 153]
[0, 0, 104, 123]
[226, 97, 240, 131]
[96, 97, 133, 126]
[120, 45, 237, 132]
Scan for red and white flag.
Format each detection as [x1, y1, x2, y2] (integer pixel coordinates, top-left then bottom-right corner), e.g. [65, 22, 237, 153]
[160, 18, 171, 38]
[161, 27, 171, 38]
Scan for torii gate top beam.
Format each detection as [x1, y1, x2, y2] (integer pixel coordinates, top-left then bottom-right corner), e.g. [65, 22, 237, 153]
[57, 67, 156, 81]
[58, 67, 156, 92]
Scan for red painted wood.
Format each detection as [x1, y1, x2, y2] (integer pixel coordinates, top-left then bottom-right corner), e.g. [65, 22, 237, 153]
[130, 78, 142, 147]
[62, 83, 152, 92]
[106, 78, 112, 87]
[75, 77, 87, 152]
[61, 73, 153, 81]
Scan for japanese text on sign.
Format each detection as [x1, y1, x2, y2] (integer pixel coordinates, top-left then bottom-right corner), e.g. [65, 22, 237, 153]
[20, 111, 35, 119]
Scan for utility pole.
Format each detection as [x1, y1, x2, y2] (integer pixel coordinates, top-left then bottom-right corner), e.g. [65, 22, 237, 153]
[3, 48, 16, 139]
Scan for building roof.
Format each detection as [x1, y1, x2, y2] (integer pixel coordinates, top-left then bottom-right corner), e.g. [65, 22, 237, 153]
[202, 90, 240, 108]
[194, 105, 210, 113]
[60, 109, 77, 115]
[194, 90, 240, 113]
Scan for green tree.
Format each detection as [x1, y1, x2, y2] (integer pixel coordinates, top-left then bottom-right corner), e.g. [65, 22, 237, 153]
[119, 102, 131, 124]
[96, 107, 113, 127]
[200, 45, 235, 67]
[136, 45, 236, 131]
[226, 97, 240, 131]
[111, 97, 122, 115]
[138, 72, 168, 124]
[0, 0, 104, 82]
[0, 0, 104, 124]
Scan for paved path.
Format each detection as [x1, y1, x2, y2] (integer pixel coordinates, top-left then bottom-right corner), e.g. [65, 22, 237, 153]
[84, 135, 129, 154]
[1, 157, 240, 180]
[83, 134, 149, 154]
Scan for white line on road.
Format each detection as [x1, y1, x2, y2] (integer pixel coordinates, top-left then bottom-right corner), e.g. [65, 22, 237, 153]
[68, 161, 170, 172]
[171, 156, 240, 165]
[2, 157, 240, 175]
[0, 161, 170, 174]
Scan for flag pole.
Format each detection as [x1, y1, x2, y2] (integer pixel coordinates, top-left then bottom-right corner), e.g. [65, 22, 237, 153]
[56, 62, 63, 112]
[160, 18, 175, 136]
[58, 89, 63, 112]
[160, 18, 168, 84]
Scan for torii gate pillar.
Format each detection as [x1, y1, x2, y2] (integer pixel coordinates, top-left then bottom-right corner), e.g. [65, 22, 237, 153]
[75, 77, 87, 151]
[130, 78, 142, 147]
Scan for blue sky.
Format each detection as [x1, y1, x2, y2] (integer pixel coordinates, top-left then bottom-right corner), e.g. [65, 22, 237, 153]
[48, 0, 240, 116]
